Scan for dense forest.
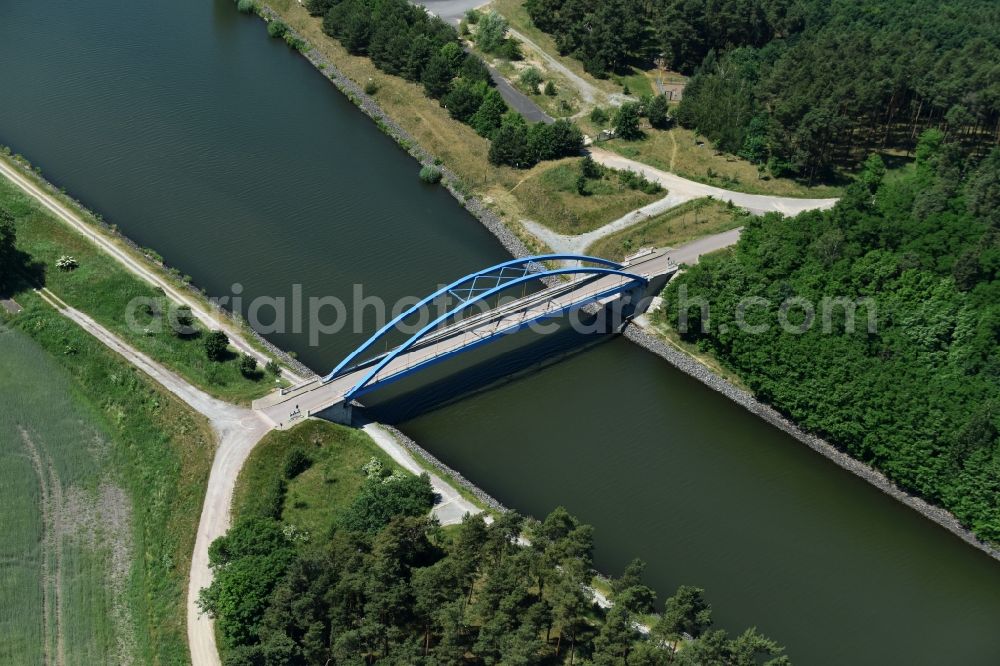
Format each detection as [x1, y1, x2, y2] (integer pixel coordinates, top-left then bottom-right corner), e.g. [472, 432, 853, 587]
[661, 133, 1000, 542]
[524, 0, 1000, 179]
[200, 461, 789, 664]
[306, 0, 582, 168]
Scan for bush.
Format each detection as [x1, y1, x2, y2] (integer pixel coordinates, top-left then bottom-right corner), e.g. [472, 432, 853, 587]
[419, 165, 443, 184]
[55, 255, 78, 271]
[236, 0, 256, 14]
[580, 155, 603, 179]
[266, 20, 287, 38]
[265, 360, 281, 376]
[465, 8, 481, 24]
[544, 80, 557, 96]
[590, 106, 608, 125]
[238, 353, 258, 377]
[519, 67, 542, 94]
[204, 330, 229, 362]
[363, 79, 379, 95]
[283, 449, 312, 479]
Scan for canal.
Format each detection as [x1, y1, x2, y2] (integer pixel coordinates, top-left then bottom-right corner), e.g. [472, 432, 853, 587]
[1, 0, 998, 663]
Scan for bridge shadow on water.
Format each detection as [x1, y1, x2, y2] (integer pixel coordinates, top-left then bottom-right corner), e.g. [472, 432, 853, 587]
[359, 310, 620, 424]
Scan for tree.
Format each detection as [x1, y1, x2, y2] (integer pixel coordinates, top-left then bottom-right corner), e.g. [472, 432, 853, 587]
[527, 119, 583, 162]
[488, 112, 532, 168]
[442, 78, 487, 123]
[0, 208, 18, 292]
[204, 330, 229, 361]
[647, 93, 670, 128]
[476, 11, 509, 54]
[198, 518, 296, 647]
[519, 67, 543, 94]
[613, 102, 643, 140]
[238, 353, 258, 377]
[655, 585, 713, 642]
[470, 88, 509, 137]
[544, 80, 557, 96]
[422, 51, 455, 99]
[460, 53, 492, 84]
[339, 473, 436, 534]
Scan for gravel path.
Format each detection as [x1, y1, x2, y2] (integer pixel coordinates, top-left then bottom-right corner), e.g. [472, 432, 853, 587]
[589, 148, 839, 215]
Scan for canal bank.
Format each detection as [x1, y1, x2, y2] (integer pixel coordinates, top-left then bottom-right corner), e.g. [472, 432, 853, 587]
[247, 0, 1000, 566]
[3, 1, 999, 662]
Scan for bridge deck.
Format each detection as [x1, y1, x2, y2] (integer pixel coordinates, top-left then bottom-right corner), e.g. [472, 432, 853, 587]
[255, 249, 675, 427]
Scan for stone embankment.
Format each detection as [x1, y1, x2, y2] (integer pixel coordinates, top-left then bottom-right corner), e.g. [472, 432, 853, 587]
[622, 323, 1000, 564]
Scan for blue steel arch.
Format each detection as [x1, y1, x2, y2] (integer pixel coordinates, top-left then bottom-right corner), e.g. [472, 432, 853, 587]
[323, 254, 631, 383]
[340, 264, 648, 401]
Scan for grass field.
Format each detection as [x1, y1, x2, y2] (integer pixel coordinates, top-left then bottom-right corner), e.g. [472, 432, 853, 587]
[0, 308, 215, 664]
[587, 198, 745, 260]
[509, 159, 663, 234]
[232, 420, 399, 538]
[1, 173, 277, 404]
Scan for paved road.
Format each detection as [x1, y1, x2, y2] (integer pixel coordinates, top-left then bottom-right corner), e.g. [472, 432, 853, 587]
[0, 159, 310, 386]
[418, 0, 486, 24]
[488, 65, 553, 123]
[589, 148, 839, 216]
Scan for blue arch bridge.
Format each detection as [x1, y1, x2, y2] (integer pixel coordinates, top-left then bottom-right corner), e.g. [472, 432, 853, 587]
[254, 249, 676, 427]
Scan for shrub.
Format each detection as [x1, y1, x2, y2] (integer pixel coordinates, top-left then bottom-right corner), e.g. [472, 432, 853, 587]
[363, 79, 379, 95]
[519, 67, 542, 94]
[265, 360, 281, 376]
[55, 255, 78, 271]
[283, 449, 312, 479]
[238, 353, 258, 377]
[465, 8, 481, 24]
[419, 165, 443, 184]
[544, 80, 557, 96]
[267, 20, 288, 38]
[581, 155, 603, 179]
[590, 106, 608, 125]
[575, 173, 588, 196]
[236, 0, 256, 14]
[204, 330, 229, 362]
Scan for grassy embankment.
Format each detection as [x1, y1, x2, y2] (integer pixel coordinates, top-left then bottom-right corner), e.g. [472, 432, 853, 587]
[587, 198, 745, 260]
[233, 420, 399, 530]
[512, 159, 663, 234]
[0, 311, 214, 664]
[0, 163, 279, 404]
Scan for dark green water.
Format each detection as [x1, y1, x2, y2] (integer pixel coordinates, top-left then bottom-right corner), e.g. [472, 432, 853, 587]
[1, 1, 998, 663]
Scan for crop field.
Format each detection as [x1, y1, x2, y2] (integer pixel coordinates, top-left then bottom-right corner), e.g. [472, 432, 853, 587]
[1, 302, 215, 664]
